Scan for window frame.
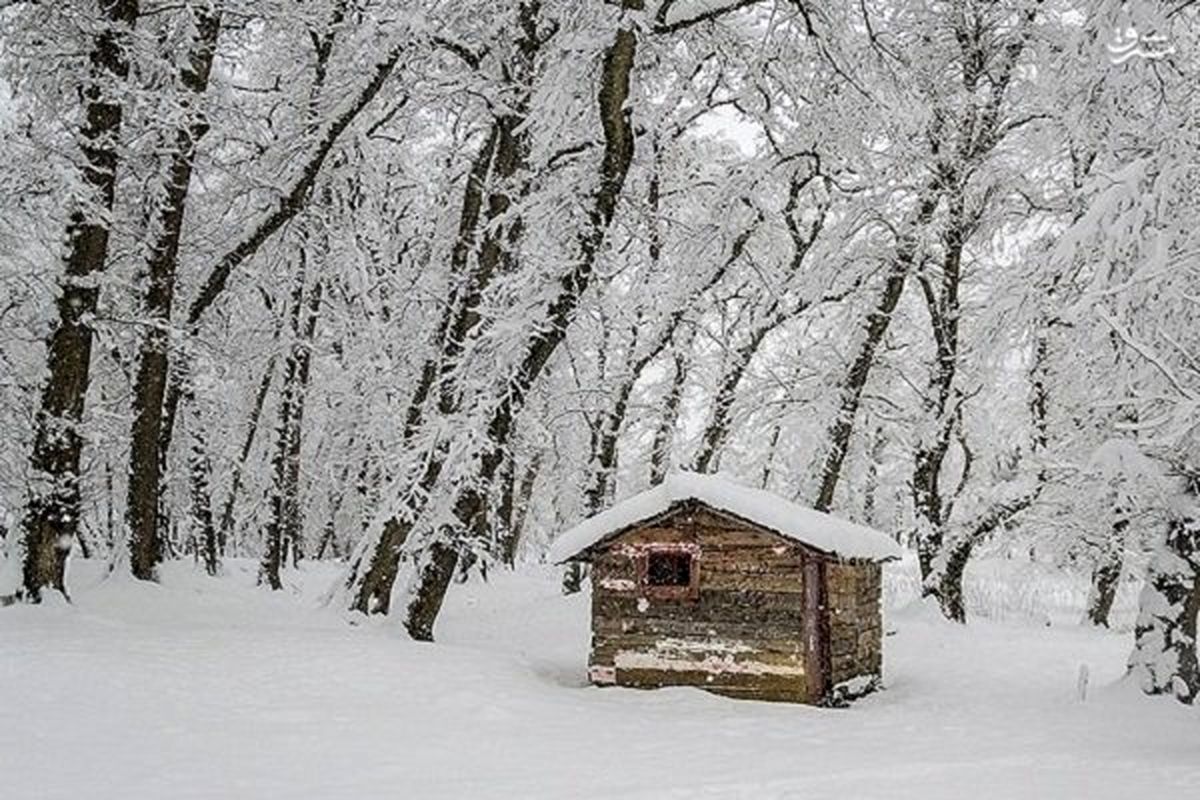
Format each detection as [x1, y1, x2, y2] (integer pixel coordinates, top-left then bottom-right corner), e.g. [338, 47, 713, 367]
[637, 543, 700, 601]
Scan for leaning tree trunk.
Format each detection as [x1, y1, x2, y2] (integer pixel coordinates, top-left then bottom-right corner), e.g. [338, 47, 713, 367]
[342, 5, 545, 616]
[17, 0, 138, 602]
[400, 8, 643, 640]
[812, 189, 939, 512]
[336, 128, 503, 612]
[650, 335, 692, 484]
[693, 325, 773, 474]
[126, 7, 221, 582]
[1127, 506, 1200, 704]
[693, 166, 826, 474]
[928, 492, 1038, 623]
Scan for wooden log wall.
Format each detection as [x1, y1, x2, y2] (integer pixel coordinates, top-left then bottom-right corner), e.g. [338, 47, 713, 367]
[588, 505, 815, 703]
[827, 561, 883, 689]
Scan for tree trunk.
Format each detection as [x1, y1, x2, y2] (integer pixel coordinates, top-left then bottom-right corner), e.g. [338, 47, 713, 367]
[651, 336, 691, 484]
[862, 426, 886, 528]
[694, 166, 826, 474]
[280, 276, 323, 565]
[812, 190, 939, 512]
[1085, 512, 1128, 628]
[1086, 556, 1123, 628]
[404, 540, 460, 641]
[342, 4, 545, 614]
[126, 7, 221, 582]
[186, 401, 219, 577]
[562, 563, 585, 595]
[499, 455, 540, 566]
[927, 492, 1037, 623]
[646, 133, 679, 486]
[759, 421, 783, 491]
[1128, 507, 1200, 703]
[693, 327, 771, 474]
[18, 0, 138, 602]
[399, 5, 643, 639]
[154, 37, 408, 521]
[934, 539, 974, 623]
[911, 186, 967, 583]
[217, 342, 279, 550]
[260, 247, 323, 590]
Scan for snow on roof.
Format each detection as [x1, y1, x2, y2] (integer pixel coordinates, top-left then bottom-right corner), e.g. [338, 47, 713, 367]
[549, 472, 903, 564]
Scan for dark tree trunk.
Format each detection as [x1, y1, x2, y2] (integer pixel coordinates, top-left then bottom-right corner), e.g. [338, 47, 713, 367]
[404, 540, 460, 641]
[185, 401, 219, 577]
[813, 190, 939, 512]
[18, 0, 138, 602]
[398, 126, 499, 442]
[562, 563, 586, 595]
[927, 493, 1037, 623]
[646, 134, 680, 487]
[398, 4, 540, 446]
[345, 3, 544, 614]
[759, 421, 783, 490]
[911, 186, 967, 583]
[693, 327, 771, 474]
[935, 539, 974, 623]
[499, 455, 540, 566]
[694, 166, 826, 474]
[815, 4, 1035, 519]
[1128, 507, 1200, 704]
[1086, 512, 1128, 628]
[399, 5, 643, 638]
[281, 277, 323, 564]
[126, 7, 221, 582]
[261, 251, 324, 590]
[651, 339, 691, 484]
[315, 515, 338, 561]
[260, 258, 307, 590]
[862, 426, 886, 528]
[1087, 557, 1123, 628]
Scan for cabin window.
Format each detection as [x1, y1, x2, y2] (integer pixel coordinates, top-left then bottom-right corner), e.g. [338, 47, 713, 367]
[639, 547, 699, 599]
[647, 551, 691, 587]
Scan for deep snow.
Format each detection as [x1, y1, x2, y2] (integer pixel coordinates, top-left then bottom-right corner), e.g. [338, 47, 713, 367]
[1, 558, 1197, 799]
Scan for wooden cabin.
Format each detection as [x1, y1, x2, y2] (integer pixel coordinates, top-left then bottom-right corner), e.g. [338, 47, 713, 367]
[550, 473, 902, 705]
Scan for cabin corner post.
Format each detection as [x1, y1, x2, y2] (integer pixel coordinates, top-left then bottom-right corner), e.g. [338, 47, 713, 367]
[802, 555, 831, 702]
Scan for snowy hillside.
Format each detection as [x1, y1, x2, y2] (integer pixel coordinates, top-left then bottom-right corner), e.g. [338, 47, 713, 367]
[3, 559, 1195, 800]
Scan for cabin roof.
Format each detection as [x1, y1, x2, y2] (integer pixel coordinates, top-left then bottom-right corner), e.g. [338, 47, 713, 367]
[549, 472, 903, 564]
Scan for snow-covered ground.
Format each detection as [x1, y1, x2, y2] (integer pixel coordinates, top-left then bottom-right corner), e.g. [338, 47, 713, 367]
[2, 557, 1197, 799]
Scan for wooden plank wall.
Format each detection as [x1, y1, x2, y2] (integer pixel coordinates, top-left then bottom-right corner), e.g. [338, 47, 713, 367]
[588, 506, 814, 702]
[827, 561, 883, 688]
